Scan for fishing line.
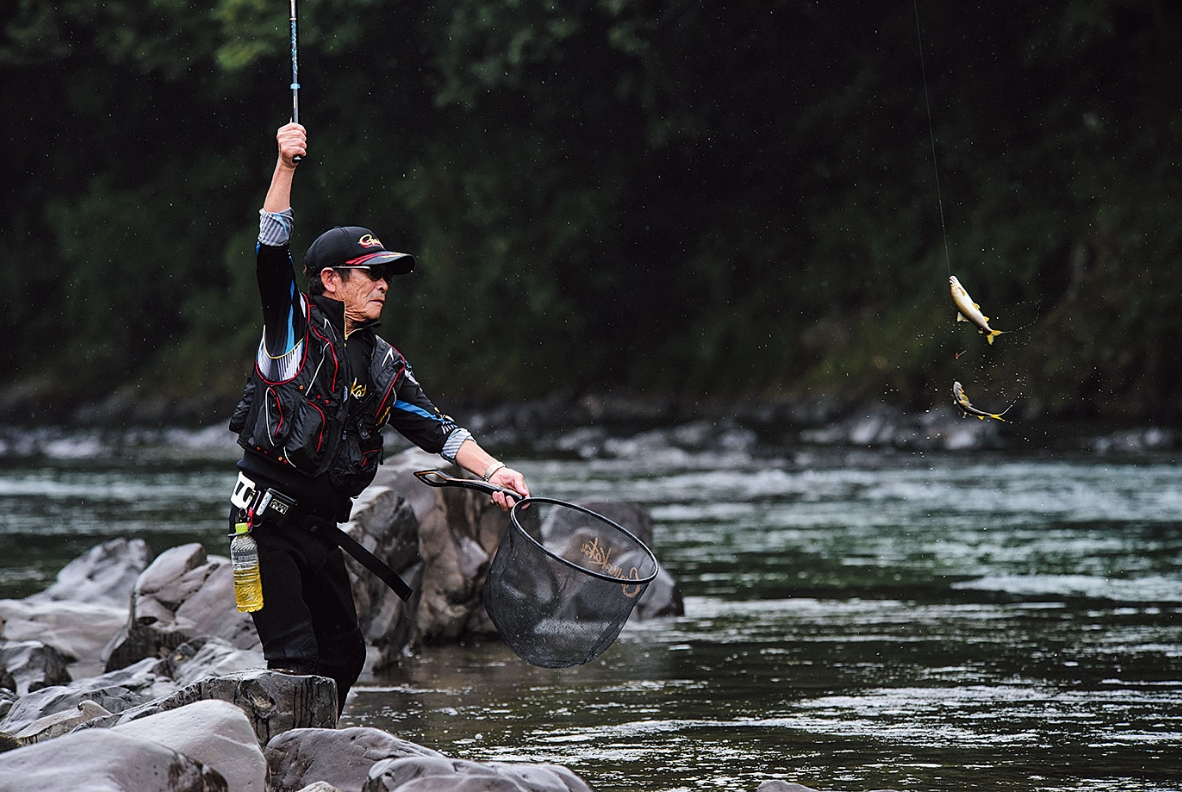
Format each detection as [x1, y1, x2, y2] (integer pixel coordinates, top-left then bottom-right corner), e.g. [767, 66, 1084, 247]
[913, 0, 951, 277]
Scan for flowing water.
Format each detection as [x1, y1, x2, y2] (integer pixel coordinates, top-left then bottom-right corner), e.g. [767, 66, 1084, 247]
[1, 425, 1180, 791]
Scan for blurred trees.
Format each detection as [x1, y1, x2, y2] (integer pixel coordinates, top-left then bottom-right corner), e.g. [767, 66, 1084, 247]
[1, 0, 1179, 423]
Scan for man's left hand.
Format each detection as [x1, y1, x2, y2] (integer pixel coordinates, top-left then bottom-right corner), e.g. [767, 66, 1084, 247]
[489, 467, 529, 511]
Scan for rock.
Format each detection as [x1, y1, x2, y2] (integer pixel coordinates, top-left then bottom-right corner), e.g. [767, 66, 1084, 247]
[578, 501, 654, 547]
[755, 784, 902, 792]
[163, 637, 266, 687]
[0, 688, 15, 722]
[0, 656, 175, 736]
[344, 448, 681, 669]
[386, 452, 505, 650]
[579, 501, 684, 620]
[633, 565, 684, 620]
[1090, 426, 1179, 453]
[28, 537, 151, 608]
[10, 699, 111, 745]
[87, 668, 338, 747]
[362, 755, 595, 792]
[345, 450, 505, 670]
[799, 403, 1005, 451]
[297, 784, 347, 792]
[0, 728, 227, 791]
[0, 640, 71, 696]
[102, 543, 259, 672]
[0, 537, 147, 681]
[345, 483, 424, 669]
[484, 762, 595, 792]
[266, 726, 442, 792]
[114, 699, 267, 792]
[0, 599, 128, 679]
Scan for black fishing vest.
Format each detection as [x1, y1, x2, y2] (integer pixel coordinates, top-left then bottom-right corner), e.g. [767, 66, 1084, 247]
[229, 295, 405, 498]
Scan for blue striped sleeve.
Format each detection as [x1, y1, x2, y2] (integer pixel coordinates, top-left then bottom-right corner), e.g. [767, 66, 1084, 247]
[259, 208, 294, 246]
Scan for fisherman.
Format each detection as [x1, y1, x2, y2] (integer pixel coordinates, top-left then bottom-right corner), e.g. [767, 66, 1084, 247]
[228, 121, 529, 713]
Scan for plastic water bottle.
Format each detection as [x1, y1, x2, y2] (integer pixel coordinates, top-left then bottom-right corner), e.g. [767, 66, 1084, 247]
[230, 522, 264, 613]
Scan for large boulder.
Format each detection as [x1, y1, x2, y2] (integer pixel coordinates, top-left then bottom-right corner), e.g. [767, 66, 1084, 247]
[2, 635, 265, 737]
[345, 450, 506, 670]
[553, 500, 683, 620]
[28, 537, 151, 608]
[162, 637, 267, 687]
[0, 728, 227, 791]
[345, 482, 425, 668]
[0, 656, 175, 738]
[0, 539, 149, 679]
[6, 699, 112, 746]
[362, 755, 595, 792]
[755, 784, 902, 792]
[84, 668, 338, 747]
[266, 727, 442, 792]
[0, 640, 71, 696]
[113, 700, 268, 792]
[0, 600, 128, 679]
[102, 543, 259, 672]
[345, 449, 681, 669]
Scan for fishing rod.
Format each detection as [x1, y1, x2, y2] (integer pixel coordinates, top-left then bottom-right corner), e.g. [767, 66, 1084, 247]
[289, 0, 303, 162]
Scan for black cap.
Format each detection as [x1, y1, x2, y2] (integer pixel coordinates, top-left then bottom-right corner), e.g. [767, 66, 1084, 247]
[304, 226, 416, 277]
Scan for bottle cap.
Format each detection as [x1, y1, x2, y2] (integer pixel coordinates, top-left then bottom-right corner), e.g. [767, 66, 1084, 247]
[234, 522, 250, 536]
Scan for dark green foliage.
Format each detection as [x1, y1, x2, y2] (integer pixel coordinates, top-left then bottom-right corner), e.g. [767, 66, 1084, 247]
[2, 0, 1179, 422]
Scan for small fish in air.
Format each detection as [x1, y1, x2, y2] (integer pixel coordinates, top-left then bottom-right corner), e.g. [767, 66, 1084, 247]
[949, 276, 1004, 344]
[952, 381, 1015, 422]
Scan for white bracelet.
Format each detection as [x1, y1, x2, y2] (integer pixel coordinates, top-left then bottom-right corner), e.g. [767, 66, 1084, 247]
[482, 461, 506, 482]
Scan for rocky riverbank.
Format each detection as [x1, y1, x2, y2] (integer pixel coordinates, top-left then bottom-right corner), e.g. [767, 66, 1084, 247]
[0, 449, 696, 791]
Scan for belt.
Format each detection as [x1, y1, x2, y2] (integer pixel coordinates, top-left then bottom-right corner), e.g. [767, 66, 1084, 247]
[230, 472, 414, 603]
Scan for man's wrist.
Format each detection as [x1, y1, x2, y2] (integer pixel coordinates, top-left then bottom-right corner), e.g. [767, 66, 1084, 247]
[482, 461, 506, 481]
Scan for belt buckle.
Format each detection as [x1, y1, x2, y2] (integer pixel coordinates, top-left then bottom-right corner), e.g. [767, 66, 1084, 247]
[230, 472, 257, 510]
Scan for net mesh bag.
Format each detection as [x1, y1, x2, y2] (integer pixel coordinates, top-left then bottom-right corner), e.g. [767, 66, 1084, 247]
[484, 497, 660, 668]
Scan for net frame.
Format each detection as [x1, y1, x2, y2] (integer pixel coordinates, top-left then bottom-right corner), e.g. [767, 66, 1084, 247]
[483, 497, 660, 668]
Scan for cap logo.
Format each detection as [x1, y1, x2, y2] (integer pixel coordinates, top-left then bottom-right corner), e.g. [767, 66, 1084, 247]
[358, 233, 383, 249]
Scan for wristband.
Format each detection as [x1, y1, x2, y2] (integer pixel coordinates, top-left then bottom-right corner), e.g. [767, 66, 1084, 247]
[482, 461, 506, 482]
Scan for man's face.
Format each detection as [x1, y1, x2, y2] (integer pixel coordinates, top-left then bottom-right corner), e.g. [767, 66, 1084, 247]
[322, 267, 388, 329]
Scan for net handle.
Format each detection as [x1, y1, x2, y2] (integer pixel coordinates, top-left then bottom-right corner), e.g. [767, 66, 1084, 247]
[414, 469, 526, 501]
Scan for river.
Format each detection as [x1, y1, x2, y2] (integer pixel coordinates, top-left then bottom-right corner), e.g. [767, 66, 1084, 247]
[1, 423, 1179, 791]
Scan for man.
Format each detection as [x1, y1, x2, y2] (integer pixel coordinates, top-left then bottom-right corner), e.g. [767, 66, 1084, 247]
[228, 122, 529, 713]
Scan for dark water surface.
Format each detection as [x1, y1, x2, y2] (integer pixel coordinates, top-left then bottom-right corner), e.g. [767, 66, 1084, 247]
[1, 426, 1179, 791]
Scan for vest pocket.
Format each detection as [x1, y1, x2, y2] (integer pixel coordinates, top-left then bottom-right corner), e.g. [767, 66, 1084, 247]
[330, 422, 383, 497]
[228, 379, 255, 434]
[285, 400, 329, 472]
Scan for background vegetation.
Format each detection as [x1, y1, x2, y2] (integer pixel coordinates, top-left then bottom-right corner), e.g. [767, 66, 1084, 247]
[2, 0, 1179, 425]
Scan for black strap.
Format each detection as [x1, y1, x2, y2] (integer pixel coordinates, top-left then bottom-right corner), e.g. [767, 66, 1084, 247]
[250, 485, 415, 603]
[303, 514, 415, 603]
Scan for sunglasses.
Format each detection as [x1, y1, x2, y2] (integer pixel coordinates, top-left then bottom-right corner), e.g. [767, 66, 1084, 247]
[336, 266, 389, 282]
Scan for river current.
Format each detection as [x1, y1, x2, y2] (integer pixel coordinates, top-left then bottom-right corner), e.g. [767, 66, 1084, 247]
[0, 423, 1179, 791]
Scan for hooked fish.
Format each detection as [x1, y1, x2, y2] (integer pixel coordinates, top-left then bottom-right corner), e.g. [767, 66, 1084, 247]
[949, 276, 1003, 344]
[952, 381, 1015, 422]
